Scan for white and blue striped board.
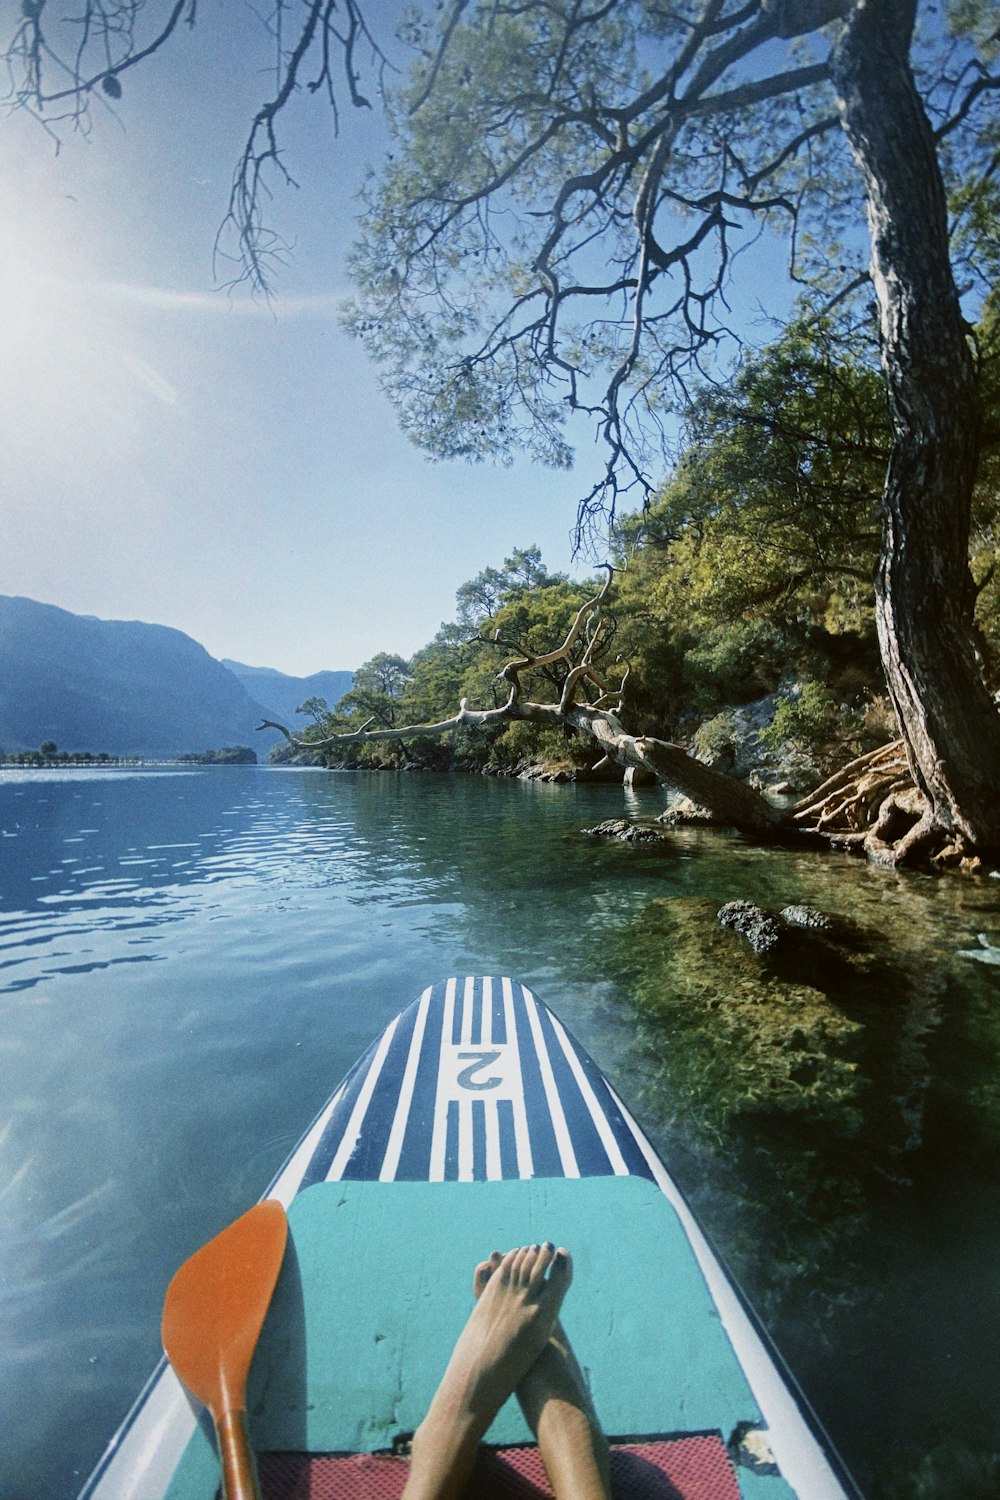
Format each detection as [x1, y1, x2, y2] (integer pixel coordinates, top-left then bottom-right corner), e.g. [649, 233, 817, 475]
[79, 978, 860, 1500]
[291, 975, 653, 1186]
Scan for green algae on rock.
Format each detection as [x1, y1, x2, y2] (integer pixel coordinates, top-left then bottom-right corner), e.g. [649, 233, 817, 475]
[612, 897, 866, 1130]
[603, 893, 956, 1330]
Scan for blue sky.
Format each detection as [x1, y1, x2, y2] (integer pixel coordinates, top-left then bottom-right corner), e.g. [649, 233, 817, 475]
[0, 3, 594, 676]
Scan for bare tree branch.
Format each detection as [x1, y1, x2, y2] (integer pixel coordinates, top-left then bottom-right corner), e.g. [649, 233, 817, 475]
[4, 0, 196, 121]
[217, 0, 390, 290]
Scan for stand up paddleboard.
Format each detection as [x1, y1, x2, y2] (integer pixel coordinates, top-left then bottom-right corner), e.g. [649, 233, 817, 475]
[80, 977, 861, 1500]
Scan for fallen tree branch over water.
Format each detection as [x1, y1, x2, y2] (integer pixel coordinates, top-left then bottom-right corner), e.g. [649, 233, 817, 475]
[260, 577, 986, 871]
[261, 574, 782, 835]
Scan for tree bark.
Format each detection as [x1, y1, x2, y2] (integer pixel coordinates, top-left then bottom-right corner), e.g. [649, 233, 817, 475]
[831, 0, 1000, 852]
[561, 704, 785, 831]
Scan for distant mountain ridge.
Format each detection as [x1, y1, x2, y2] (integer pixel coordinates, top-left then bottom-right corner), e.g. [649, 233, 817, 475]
[0, 596, 352, 759]
[222, 661, 353, 726]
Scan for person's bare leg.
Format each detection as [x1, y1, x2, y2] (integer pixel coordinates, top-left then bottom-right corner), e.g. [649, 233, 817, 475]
[474, 1254, 611, 1500]
[401, 1243, 572, 1500]
[516, 1320, 611, 1500]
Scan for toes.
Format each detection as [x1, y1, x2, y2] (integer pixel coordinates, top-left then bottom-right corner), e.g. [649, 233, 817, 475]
[509, 1244, 536, 1284]
[540, 1247, 573, 1311]
[551, 1246, 573, 1290]
[528, 1241, 556, 1288]
[473, 1255, 499, 1298]
[496, 1246, 522, 1283]
[495, 1243, 569, 1295]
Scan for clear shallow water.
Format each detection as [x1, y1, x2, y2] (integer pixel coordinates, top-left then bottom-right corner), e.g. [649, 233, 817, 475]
[1, 766, 998, 1499]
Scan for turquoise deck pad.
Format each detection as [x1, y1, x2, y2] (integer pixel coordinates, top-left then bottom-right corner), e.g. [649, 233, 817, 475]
[164, 1176, 773, 1500]
[167, 1176, 803, 1494]
[165, 1175, 773, 1499]
[255, 1176, 761, 1448]
[253, 1176, 762, 1448]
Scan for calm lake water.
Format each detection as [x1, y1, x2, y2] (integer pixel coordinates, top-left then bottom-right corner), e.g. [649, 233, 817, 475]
[2, 766, 999, 1499]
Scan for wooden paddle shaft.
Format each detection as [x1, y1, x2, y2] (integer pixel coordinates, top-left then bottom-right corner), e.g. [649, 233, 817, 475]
[215, 1408, 262, 1500]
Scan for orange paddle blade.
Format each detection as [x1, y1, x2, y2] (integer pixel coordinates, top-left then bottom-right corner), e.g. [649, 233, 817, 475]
[162, 1200, 288, 1417]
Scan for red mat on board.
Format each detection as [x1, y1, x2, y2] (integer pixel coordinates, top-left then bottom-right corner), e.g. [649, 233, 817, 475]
[258, 1436, 742, 1499]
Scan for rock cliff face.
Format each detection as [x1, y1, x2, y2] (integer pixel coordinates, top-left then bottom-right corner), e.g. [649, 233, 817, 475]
[0, 596, 283, 759]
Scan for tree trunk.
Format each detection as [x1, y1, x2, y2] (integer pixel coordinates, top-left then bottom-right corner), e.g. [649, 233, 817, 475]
[561, 704, 785, 832]
[831, 0, 1000, 853]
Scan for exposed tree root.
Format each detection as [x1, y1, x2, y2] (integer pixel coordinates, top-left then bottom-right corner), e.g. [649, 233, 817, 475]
[793, 741, 911, 844]
[792, 741, 985, 872]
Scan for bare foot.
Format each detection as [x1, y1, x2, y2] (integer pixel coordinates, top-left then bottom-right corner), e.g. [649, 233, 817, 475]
[402, 1243, 572, 1500]
[476, 1253, 611, 1500]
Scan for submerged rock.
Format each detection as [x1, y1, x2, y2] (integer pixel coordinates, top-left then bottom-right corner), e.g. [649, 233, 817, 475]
[582, 819, 670, 843]
[610, 896, 866, 1129]
[779, 904, 835, 932]
[607, 892, 949, 1320]
[718, 900, 783, 954]
[719, 900, 844, 952]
